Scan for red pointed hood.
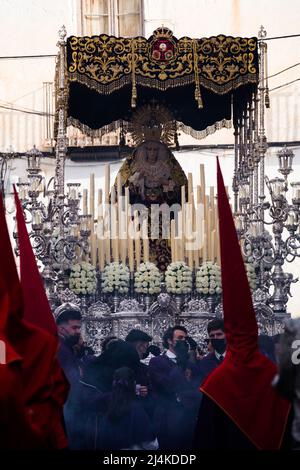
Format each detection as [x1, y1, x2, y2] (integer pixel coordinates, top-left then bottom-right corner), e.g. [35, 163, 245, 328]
[0, 191, 68, 448]
[0, 286, 22, 364]
[217, 159, 258, 362]
[13, 185, 57, 337]
[200, 159, 290, 450]
[0, 193, 23, 319]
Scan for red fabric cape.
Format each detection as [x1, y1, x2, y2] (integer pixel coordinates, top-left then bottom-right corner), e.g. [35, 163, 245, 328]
[0, 272, 39, 448]
[0, 193, 69, 448]
[200, 159, 290, 450]
[13, 186, 57, 335]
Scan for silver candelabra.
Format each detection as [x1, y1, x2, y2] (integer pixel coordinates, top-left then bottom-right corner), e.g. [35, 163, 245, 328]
[235, 146, 300, 318]
[14, 145, 92, 304]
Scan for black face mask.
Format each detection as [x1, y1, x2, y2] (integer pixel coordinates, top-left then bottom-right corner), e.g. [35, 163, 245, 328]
[141, 351, 149, 360]
[210, 338, 226, 354]
[174, 340, 189, 358]
[65, 334, 81, 347]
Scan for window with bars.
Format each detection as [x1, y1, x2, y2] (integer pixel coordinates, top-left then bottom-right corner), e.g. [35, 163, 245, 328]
[80, 0, 143, 37]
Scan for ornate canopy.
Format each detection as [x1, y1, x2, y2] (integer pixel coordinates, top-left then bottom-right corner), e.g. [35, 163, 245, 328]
[63, 27, 259, 139]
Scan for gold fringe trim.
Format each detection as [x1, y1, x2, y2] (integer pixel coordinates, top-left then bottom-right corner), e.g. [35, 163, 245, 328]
[178, 119, 232, 139]
[67, 116, 232, 141]
[67, 117, 124, 138]
[68, 70, 258, 96]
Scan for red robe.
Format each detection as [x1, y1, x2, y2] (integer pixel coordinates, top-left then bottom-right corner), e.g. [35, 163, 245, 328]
[199, 159, 290, 450]
[0, 193, 69, 448]
[0, 288, 38, 447]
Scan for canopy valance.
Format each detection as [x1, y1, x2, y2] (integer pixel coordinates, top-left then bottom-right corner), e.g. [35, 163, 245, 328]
[63, 27, 259, 139]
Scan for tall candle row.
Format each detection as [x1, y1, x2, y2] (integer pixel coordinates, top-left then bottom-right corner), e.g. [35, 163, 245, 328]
[170, 165, 221, 267]
[81, 162, 221, 271]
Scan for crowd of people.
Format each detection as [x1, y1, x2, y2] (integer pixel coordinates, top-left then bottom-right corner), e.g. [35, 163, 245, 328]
[1, 161, 298, 451]
[55, 304, 287, 450]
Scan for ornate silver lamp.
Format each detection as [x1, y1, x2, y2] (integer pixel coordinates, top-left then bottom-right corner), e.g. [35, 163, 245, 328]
[238, 146, 300, 318]
[14, 145, 92, 307]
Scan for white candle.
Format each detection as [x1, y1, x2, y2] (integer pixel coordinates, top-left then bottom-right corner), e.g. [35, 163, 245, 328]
[105, 235, 111, 264]
[89, 173, 95, 219]
[98, 234, 105, 272]
[19, 187, 25, 200]
[33, 212, 41, 225]
[143, 237, 149, 263]
[250, 222, 259, 237]
[83, 189, 88, 215]
[80, 220, 88, 232]
[104, 164, 110, 203]
[128, 232, 134, 271]
[135, 234, 141, 268]
[90, 233, 97, 266]
[200, 164, 205, 201]
[235, 217, 243, 230]
[117, 173, 122, 199]
[211, 229, 216, 262]
[70, 225, 77, 237]
[187, 248, 193, 269]
[69, 188, 76, 200]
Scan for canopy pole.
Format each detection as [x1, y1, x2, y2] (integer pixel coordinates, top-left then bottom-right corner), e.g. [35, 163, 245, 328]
[258, 26, 268, 231]
[55, 25, 68, 255]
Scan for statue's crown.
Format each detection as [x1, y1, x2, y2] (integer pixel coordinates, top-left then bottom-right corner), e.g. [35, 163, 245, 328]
[153, 26, 173, 40]
[130, 103, 175, 146]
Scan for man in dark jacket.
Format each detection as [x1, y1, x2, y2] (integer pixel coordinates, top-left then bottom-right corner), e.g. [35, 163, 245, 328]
[56, 303, 99, 449]
[196, 319, 226, 385]
[125, 329, 152, 395]
[125, 329, 155, 417]
[148, 325, 201, 449]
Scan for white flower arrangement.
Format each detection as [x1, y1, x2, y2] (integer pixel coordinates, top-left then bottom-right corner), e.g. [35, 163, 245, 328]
[165, 261, 192, 294]
[196, 262, 222, 295]
[69, 261, 97, 295]
[101, 262, 130, 294]
[245, 262, 258, 290]
[134, 262, 162, 294]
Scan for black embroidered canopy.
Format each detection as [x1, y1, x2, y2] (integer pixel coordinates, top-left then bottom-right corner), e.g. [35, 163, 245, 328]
[64, 27, 259, 138]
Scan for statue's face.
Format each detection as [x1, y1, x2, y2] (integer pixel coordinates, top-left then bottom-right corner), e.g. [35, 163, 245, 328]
[146, 143, 159, 163]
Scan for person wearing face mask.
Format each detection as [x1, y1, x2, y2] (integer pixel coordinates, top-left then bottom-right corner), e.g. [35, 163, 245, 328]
[148, 325, 202, 449]
[196, 319, 226, 386]
[56, 304, 84, 378]
[125, 329, 152, 398]
[55, 303, 101, 449]
[125, 329, 155, 418]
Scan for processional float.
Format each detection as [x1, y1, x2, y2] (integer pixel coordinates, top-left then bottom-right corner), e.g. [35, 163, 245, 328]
[16, 25, 300, 351]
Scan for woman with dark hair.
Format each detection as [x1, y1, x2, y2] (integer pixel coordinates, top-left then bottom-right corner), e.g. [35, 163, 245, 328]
[84, 339, 140, 392]
[97, 367, 158, 450]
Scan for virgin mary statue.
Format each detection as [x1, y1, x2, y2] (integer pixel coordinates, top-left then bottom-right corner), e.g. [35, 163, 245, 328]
[113, 104, 188, 270]
[117, 139, 187, 206]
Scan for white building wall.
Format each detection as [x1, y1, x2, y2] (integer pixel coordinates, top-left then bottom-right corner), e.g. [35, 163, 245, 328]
[0, 0, 79, 152]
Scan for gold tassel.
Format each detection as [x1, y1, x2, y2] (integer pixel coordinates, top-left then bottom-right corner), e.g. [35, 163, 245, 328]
[193, 40, 203, 108]
[131, 40, 137, 108]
